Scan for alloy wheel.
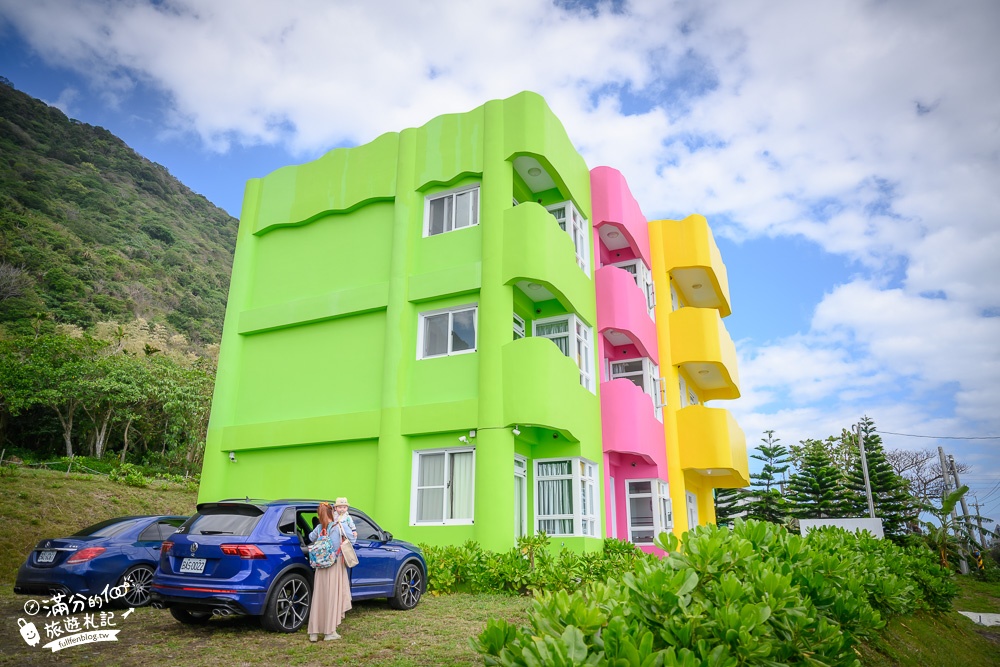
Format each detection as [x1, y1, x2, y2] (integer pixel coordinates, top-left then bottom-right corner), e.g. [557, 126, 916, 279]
[275, 576, 310, 630]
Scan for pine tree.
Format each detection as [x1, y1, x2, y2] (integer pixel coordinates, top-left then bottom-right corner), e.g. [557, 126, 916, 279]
[744, 430, 790, 524]
[713, 486, 746, 527]
[786, 439, 848, 519]
[842, 417, 918, 535]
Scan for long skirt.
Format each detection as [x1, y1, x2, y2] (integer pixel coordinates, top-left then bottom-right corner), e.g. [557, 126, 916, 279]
[307, 556, 352, 634]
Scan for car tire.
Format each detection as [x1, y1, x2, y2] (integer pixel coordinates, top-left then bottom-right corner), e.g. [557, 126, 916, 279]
[169, 608, 212, 625]
[388, 561, 424, 610]
[260, 572, 311, 633]
[118, 565, 156, 608]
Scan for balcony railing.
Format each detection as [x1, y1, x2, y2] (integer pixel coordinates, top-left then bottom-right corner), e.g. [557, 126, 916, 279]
[600, 379, 667, 476]
[654, 215, 732, 317]
[668, 307, 740, 401]
[676, 405, 749, 488]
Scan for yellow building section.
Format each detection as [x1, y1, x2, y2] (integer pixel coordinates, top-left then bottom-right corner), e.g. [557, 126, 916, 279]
[648, 216, 750, 539]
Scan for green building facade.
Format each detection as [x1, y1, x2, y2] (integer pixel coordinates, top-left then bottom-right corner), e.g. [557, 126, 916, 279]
[200, 92, 604, 552]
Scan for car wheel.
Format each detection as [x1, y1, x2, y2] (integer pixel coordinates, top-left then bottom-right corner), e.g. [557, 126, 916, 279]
[388, 561, 424, 610]
[169, 608, 212, 625]
[119, 565, 155, 607]
[260, 572, 311, 633]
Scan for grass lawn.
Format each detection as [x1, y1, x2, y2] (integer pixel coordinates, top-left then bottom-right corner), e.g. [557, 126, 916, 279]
[2, 466, 1000, 666]
[0, 589, 532, 667]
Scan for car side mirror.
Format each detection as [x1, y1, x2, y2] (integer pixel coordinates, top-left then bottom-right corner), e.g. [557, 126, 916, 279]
[381, 531, 393, 542]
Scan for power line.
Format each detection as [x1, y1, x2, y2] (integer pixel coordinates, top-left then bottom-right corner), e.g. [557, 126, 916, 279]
[875, 429, 1000, 440]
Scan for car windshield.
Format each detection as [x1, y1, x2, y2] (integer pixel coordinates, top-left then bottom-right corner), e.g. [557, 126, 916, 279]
[186, 506, 262, 536]
[71, 518, 138, 537]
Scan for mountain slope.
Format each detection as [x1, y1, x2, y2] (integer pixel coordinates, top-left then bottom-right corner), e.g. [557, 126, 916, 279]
[0, 77, 237, 343]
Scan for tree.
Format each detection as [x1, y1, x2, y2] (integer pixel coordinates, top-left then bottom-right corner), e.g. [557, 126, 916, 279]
[884, 447, 970, 505]
[786, 439, 848, 519]
[0, 334, 103, 456]
[713, 487, 746, 527]
[841, 417, 918, 535]
[743, 430, 790, 524]
[80, 352, 153, 458]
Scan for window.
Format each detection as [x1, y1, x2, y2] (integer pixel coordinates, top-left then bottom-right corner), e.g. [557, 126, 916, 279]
[513, 313, 525, 340]
[670, 283, 680, 311]
[411, 448, 475, 525]
[352, 515, 382, 541]
[680, 376, 698, 407]
[535, 458, 598, 537]
[686, 491, 699, 529]
[626, 479, 672, 545]
[546, 201, 590, 276]
[425, 186, 480, 236]
[610, 358, 662, 420]
[418, 305, 477, 359]
[611, 259, 656, 318]
[514, 456, 527, 540]
[534, 314, 594, 392]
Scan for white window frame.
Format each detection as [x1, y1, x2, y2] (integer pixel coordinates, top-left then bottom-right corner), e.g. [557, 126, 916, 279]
[514, 455, 528, 540]
[513, 313, 525, 340]
[670, 283, 680, 311]
[410, 447, 475, 526]
[545, 201, 591, 277]
[610, 357, 663, 421]
[533, 314, 595, 393]
[686, 490, 699, 529]
[609, 476, 617, 539]
[424, 184, 480, 237]
[534, 457, 599, 537]
[625, 479, 672, 545]
[679, 375, 698, 407]
[611, 259, 656, 319]
[417, 305, 477, 359]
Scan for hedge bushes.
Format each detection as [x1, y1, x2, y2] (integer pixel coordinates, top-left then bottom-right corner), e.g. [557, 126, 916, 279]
[420, 534, 655, 596]
[471, 520, 958, 667]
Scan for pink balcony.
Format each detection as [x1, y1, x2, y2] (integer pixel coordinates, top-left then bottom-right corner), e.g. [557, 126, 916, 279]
[600, 379, 667, 475]
[596, 265, 658, 362]
[590, 166, 652, 268]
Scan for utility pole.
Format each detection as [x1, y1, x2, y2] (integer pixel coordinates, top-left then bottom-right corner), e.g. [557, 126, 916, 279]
[938, 446, 968, 574]
[971, 494, 988, 549]
[949, 455, 975, 544]
[857, 420, 875, 519]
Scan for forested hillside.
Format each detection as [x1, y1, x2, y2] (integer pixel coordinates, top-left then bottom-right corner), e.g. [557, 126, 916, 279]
[0, 76, 237, 343]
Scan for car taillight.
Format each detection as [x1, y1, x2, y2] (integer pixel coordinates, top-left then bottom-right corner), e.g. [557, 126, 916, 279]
[161, 541, 173, 555]
[66, 547, 106, 564]
[220, 544, 266, 559]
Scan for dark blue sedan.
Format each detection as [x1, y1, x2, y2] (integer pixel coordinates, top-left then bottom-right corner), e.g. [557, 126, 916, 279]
[151, 500, 426, 632]
[14, 515, 187, 607]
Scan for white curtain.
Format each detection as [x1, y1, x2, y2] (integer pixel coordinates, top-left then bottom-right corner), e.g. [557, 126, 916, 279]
[450, 451, 474, 520]
[416, 453, 445, 521]
[536, 321, 570, 356]
[537, 463, 573, 535]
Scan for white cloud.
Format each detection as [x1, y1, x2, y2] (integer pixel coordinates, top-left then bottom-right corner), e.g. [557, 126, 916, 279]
[3, 0, 998, 502]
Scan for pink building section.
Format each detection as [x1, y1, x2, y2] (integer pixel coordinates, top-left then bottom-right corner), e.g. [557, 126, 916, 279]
[591, 166, 667, 554]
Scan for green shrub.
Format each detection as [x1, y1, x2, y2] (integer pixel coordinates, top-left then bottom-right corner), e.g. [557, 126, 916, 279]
[473, 520, 959, 667]
[108, 462, 148, 488]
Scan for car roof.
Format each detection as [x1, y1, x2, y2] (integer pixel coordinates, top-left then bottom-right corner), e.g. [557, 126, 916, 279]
[199, 499, 373, 516]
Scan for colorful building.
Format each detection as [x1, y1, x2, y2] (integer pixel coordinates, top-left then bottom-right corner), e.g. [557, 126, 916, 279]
[198, 91, 748, 552]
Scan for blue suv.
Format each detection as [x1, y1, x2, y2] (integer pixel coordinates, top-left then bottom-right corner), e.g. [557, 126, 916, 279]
[151, 500, 426, 632]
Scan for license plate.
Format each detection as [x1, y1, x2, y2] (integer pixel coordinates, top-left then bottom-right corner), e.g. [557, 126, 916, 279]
[37, 551, 56, 564]
[179, 558, 206, 574]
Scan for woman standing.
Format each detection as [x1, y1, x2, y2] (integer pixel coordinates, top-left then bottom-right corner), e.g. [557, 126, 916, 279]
[307, 498, 357, 641]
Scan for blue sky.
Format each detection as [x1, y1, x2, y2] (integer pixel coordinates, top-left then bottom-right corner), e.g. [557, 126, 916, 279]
[1, 0, 998, 527]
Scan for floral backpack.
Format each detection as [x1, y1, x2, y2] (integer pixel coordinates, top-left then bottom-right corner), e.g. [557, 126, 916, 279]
[308, 523, 339, 569]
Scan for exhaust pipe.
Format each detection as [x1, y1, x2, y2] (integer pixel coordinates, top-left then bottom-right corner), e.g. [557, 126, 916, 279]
[212, 609, 232, 617]
[151, 601, 164, 609]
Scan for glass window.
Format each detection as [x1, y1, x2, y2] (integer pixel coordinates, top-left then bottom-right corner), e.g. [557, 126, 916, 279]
[534, 315, 594, 392]
[351, 515, 382, 541]
[626, 479, 671, 545]
[425, 186, 480, 237]
[611, 259, 656, 317]
[535, 457, 598, 537]
[546, 201, 590, 276]
[419, 305, 477, 359]
[514, 456, 527, 540]
[412, 448, 475, 524]
[513, 313, 525, 340]
[610, 358, 662, 420]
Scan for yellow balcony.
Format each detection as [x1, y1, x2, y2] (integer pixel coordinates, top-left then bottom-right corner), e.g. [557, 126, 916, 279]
[676, 405, 749, 488]
[668, 307, 740, 401]
[655, 215, 731, 317]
